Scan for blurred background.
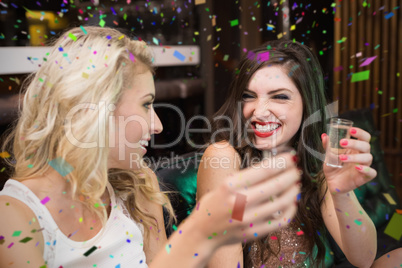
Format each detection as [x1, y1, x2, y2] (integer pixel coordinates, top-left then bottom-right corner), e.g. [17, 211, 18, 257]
[0, 0, 401, 203]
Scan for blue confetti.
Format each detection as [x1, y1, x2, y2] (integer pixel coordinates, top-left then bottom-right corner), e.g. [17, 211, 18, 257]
[385, 12, 394, 19]
[48, 157, 74, 177]
[173, 50, 185, 62]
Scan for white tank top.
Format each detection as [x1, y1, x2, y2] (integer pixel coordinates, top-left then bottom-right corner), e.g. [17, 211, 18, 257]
[0, 179, 148, 268]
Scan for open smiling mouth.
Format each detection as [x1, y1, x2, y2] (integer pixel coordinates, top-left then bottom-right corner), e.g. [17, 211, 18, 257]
[251, 121, 281, 138]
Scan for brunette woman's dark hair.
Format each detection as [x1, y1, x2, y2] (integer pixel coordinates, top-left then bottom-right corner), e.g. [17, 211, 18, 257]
[210, 39, 328, 266]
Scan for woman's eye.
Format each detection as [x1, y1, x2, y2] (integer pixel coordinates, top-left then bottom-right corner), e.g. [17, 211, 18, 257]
[273, 94, 289, 100]
[144, 102, 153, 109]
[242, 93, 255, 101]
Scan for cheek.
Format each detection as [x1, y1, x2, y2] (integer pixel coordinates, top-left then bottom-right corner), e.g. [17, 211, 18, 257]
[242, 103, 252, 118]
[114, 115, 149, 144]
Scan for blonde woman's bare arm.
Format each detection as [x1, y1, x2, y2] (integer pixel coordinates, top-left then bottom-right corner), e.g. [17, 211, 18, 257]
[0, 196, 45, 267]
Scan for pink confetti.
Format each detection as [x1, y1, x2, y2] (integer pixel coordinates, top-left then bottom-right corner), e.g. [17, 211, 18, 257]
[8, 242, 14, 248]
[40, 196, 50, 205]
[257, 51, 270, 62]
[270, 236, 278, 240]
[129, 52, 135, 62]
[333, 66, 344, 72]
[93, 51, 97, 55]
[359, 56, 377, 67]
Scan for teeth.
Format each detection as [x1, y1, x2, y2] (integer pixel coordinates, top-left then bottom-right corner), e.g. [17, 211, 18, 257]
[255, 123, 280, 132]
[139, 140, 148, 147]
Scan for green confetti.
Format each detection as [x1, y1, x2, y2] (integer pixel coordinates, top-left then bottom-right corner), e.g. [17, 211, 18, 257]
[165, 244, 171, 254]
[229, 19, 239, 27]
[123, 13, 127, 20]
[223, 54, 229, 61]
[27, 164, 33, 168]
[351, 70, 370, 82]
[354, 219, 363, 225]
[19, 237, 33, 243]
[393, 108, 398, 113]
[99, 19, 106, 27]
[68, 32, 77, 41]
[172, 225, 177, 231]
[12, 231, 22, 237]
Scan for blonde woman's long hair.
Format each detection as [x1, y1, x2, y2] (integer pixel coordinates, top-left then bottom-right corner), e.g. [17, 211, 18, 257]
[2, 26, 175, 241]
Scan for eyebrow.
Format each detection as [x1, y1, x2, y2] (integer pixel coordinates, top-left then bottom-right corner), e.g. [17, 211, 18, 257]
[244, 88, 293, 95]
[142, 93, 155, 100]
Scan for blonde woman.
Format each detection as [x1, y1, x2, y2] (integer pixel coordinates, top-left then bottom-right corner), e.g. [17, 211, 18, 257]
[0, 26, 301, 267]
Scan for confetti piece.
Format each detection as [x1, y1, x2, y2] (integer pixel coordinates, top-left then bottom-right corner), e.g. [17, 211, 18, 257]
[359, 56, 377, 67]
[0, 236, 4, 245]
[385, 12, 394, 19]
[80, 25, 87, 35]
[173, 50, 185, 62]
[270, 236, 278, 240]
[383, 193, 397, 205]
[195, 0, 206, 5]
[58, 47, 63, 52]
[12, 231, 22, 237]
[83, 246, 97, 257]
[290, 25, 296, 31]
[165, 244, 171, 254]
[257, 51, 269, 62]
[19, 237, 33, 243]
[8, 242, 14, 248]
[99, 19, 106, 28]
[232, 193, 247, 221]
[351, 70, 370, 82]
[354, 219, 362, 226]
[384, 212, 402, 240]
[229, 19, 239, 27]
[333, 66, 344, 72]
[82, 72, 89, 79]
[129, 52, 135, 62]
[223, 54, 229, 61]
[68, 32, 77, 41]
[40, 196, 50, 205]
[296, 230, 304, 236]
[48, 157, 74, 177]
[267, 24, 275, 30]
[0, 151, 10, 158]
[152, 37, 159, 45]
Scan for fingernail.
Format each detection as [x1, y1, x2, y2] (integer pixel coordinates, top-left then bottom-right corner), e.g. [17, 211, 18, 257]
[340, 139, 348, 146]
[339, 154, 348, 161]
[350, 128, 357, 135]
[321, 133, 327, 140]
[355, 165, 363, 171]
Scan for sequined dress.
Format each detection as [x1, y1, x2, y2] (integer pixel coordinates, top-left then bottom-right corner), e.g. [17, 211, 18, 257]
[247, 222, 311, 268]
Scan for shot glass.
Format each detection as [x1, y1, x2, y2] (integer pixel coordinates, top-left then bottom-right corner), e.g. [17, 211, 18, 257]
[325, 118, 353, 168]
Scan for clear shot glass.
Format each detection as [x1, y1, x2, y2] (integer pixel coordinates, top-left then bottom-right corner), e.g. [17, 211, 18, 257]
[325, 118, 354, 168]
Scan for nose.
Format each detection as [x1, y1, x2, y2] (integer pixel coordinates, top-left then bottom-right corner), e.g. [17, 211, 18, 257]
[150, 107, 163, 135]
[253, 99, 271, 119]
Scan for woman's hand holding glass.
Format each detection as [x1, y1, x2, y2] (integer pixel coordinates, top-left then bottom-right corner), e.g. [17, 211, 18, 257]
[322, 127, 377, 194]
[189, 152, 301, 249]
